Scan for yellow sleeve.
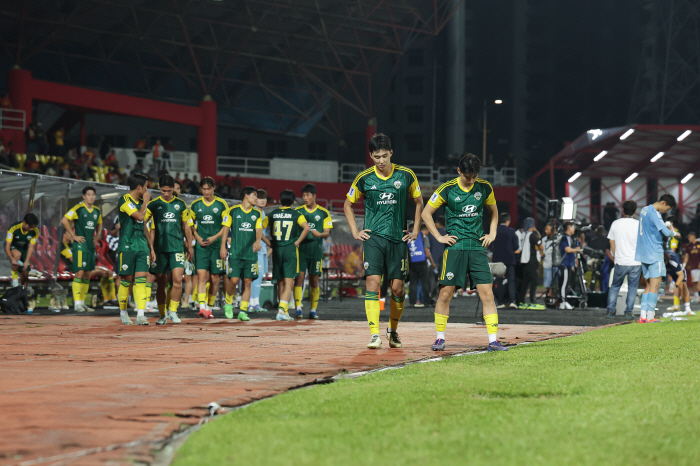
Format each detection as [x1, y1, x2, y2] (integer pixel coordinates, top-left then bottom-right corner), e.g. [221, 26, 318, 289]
[144, 208, 152, 222]
[406, 170, 421, 198]
[30, 228, 39, 244]
[6, 226, 15, 242]
[120, 197, 139, 216]
[485, 189, 496, 206]
[427, 190, 446, 209]
[255, 217, 263, 229]
[262, 216, 269, 229]
[222, 208, 232, 228]
[64, 205, 80, 220]
[180, 208, 189, 222]
[323, 213, 333, 229]
[97, 210, 103, 225]
[297, 215, 307, 227]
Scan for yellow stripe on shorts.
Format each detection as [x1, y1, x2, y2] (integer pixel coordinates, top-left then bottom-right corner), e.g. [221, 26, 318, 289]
[78, 250, 83, 267]
[440, 249, 448, 280]
[296, 248, 300, 273]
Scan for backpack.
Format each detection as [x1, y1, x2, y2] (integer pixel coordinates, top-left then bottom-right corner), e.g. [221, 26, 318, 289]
[551, 234, 564, 267]
[0, 286, 29, 314]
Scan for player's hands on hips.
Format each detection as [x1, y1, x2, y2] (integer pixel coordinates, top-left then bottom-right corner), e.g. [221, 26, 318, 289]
[74, 235, 86, 243]
[253, 241, 261, 253]
[480, 232, 496, 248]
[353, 229, 371, 241]
[438, 234, 458, 246]
[402, 229, 418, 243]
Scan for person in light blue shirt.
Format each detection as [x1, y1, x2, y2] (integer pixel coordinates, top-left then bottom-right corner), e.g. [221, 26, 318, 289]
[635, 193, 679, 322]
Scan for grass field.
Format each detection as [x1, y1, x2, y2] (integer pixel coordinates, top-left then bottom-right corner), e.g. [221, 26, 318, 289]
[173, 318, 700, 466]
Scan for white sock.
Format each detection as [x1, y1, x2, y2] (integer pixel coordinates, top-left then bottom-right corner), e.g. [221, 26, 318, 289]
[640, 310, 646, 320]
[11, 279, 19, 287]
[685, 302, 691, 312]
[250, 297, 259, 306]
[137, 309, 145, 317]
[120, 310, 128, 318]
[311, 308, 316, 312]
[488, 333, 498, 343]
[647, 310, 655, 320]
[437, 331, 445, 340]
[387, 327, 393, 334]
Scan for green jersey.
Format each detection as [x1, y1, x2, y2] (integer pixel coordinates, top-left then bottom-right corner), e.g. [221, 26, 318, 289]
[190, 197, 228, 247]
[145, 196, 191, 253]
[6, 221, 39, 252]
[267, 207, 307, 248]
[64, 202, 102, 250]
[347, 164, 421, 243]
[295, 205, 333, 244]
[116, 193, 149, 253]
[427, 177, 496, 250]
[223, 204, 264, 260]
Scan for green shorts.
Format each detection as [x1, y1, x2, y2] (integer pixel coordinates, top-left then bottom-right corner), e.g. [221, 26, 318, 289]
[227, 257, 259, 280]
[117, 250, 151, 276]
[10, 247, 32, 272]
[72, 244, 96, 272]
[439, 248, 492, 287]
[299, 241, 323, 276]
[195, 244, 225, 275]
[150, 251, 186, 275]
[272, 244, 299, 280]
[362, 234, 409, 281]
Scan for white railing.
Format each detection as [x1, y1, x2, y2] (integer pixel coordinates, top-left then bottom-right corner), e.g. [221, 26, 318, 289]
[113, 148, 199, 176]
[217, 156, 271, 177]
[0, 108, 26, 131]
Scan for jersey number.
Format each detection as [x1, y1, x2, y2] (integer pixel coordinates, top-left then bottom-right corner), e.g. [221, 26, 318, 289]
[274, 221, 293, 241]
[401, 259, 408, 272]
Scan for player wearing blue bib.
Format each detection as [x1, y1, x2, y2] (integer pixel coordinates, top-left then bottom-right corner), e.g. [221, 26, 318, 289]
[635, 194, 679, 322]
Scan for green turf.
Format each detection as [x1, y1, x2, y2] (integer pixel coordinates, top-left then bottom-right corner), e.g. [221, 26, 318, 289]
[173, 318, 700, 466]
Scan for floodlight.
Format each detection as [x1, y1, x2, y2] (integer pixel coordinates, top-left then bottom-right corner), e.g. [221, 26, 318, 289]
[681, 173, 694, 184]
[568, 172, 582, 183]
[593, 150, 607, 162]
[619, 129, 635, 140]
[625, 173, 638, 183]
[677, 130, 692, 142]
[650, 152, 664, 162]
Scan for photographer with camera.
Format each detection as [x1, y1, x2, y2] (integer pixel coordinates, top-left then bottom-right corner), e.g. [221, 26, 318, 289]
[588, 226, 613, 292]
[517, 217, 544, 309]
[605, 201, 641, 319]
[559, 222, 580, 309]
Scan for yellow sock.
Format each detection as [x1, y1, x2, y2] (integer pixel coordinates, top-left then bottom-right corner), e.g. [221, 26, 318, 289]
[279, 300, 289, 312]
[11, 270, 19, 280]
[389, 293, 405, 331]
[109, 277, 117, 300]
[294, 286, 303, 307]
[134, 277, 148, 310]
[365, 291, 380, 335]
[225, 293, 234, 305]
[484, 313, 499, 339]
[158, 303, 166, 317]
[82, 280, 90, 303]
[118, 280, 130, 311]
[208, 293, 217, 306]
[674, 295, 681, 306]
[310, 287, 320, 311]
[72, 279, 83, 303]
[241, 301, 249, 312]
[435, 313, 448, 334]
[169, 300, 180, 313]
[198, 292, 207, 305]
[100, 277, 110, 301]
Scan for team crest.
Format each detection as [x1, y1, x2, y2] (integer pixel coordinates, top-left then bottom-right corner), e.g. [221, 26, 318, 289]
[474, 191, 482, 201]
[93, 214, 97, 219]
[364, 262, 369, 269]
[251, 215, 257, 220]
[446, 272, 454, 280]
[315, 215, 321, 221]
[394, 180, 402, 189]
[82, 262, 87, 267]
[174, 204, 180, 210]
[122, 264, 128, 270]
[213, 208, 219, 213]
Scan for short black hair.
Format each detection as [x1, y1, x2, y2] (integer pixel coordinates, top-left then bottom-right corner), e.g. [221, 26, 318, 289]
[563, 221, 575, 232]
[24, 213, 38, 227]
[241, 186, 257, 198]
[173, 179, 181, 188]
[159, 174, 175, 188]
[499, 212, 510, 224]
[301, 183, 317, 195]
[128, 174, 147, 190]
[666, 215, 676, 224]
[279, 189, 295, 206]
[256, 188, 268, 200]
[82, 186, 96, 195]
[658, 193, 677, 209]
[459, 153, 482, 175]
[689, 231, 697, 237]
[200, 176, 216, 188]
[368, 133, 392, 154]
[436, 216, 445, 227]
[622, 200, 637, 216]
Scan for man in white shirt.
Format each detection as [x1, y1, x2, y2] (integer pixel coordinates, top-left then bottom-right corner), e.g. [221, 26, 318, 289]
[605, 200, 642, 319]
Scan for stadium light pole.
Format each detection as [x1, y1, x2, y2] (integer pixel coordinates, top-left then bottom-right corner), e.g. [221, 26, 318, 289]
[482, 99, 503, 165]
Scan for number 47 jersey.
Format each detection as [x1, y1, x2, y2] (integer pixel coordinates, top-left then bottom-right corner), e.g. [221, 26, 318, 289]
[267, 207, 306, 247]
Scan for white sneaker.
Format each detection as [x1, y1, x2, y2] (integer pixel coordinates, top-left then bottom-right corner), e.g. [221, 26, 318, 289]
[135, 315, 150, 325]
[146, 299, 158, 311]
[120, 314, 133, 325]
[367, 334, 382, 349]
[667, 305, 680, 311]
[167, 311, 181, 323]
[559, 301, 573, 310]
[685, 310, 696, 316]
[276, 311, 294, 321]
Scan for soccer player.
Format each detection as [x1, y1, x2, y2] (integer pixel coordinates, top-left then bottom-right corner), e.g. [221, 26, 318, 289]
[249, 189, 270, 312]
[145, 175, 193, 325]
[635, 193, 679, 323]
[116, 174, 154, 325]
[5, 213, 39, 288]
[421, 153, 507, 352]
[294, 183, 333, 319]
[268, 189, 310, 321]
[220, 186, 264, 321]
[344, 133, 423, 349]
[664, 251, 694, 315]
[682, 231, 700, 302]
[190, 177, 229, 318]
[61, 186, 103, 312]
[174, 179, 197, 309]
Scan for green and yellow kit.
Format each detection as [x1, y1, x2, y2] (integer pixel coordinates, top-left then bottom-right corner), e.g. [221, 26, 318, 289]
[267, 206, 307, 279]
[191, 196, 228, 274]
[427, 177, 496, 286]
[64, 202, 102, 272]
[116, 193, 150, 276]
[6, 221, 39, 263]
[223, 204, 263, 279]
[145, 196, 191, 274]
[295, 205, 332, 276]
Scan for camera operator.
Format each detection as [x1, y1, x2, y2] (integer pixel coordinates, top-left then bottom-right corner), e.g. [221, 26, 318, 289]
[605, 201, 641, 319]
[517, 217, 543, 308]
[589, 226, 613, 292]
[559, 222, 580, 309]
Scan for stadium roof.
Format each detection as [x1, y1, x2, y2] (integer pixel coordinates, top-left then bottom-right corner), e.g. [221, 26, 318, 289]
[544, 124, 700, 181]
[0, 0, 460, 137]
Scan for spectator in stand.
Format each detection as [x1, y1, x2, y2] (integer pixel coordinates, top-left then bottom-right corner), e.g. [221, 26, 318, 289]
[25, 123, 38, 154]
[132, 160, 144, 175]
[344, 244, 363, 276]
[163, 138, 174, 171]
[606, 200, 641, 319]
[517, 217, 543, 308]
[54, 127, 66, 157]
[134, 135, 148, 161]
[164, 138, 175, 152]
[152, 139, 165, 172]
[683, 231, 700, 302]
[188, 175, 201, 195]
[217, 179, 232, 198]
[45, 162, 57, 176]
[107, 169, 120, 184]
[86, 130, 100, 154]
[181, 173, 192, 189]
[104, 149, 118, 169]
[491, 212, 520, 309]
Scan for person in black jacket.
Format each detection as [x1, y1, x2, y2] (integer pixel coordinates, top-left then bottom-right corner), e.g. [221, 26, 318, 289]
[490, 213, 520, 308]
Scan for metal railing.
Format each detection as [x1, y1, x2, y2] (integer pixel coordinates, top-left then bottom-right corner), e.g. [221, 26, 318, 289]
[217, 156, 271, 177]
[0, 108, 26, 130]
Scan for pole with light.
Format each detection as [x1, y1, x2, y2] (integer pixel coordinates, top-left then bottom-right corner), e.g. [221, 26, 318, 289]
[482, 99, 503, 165]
